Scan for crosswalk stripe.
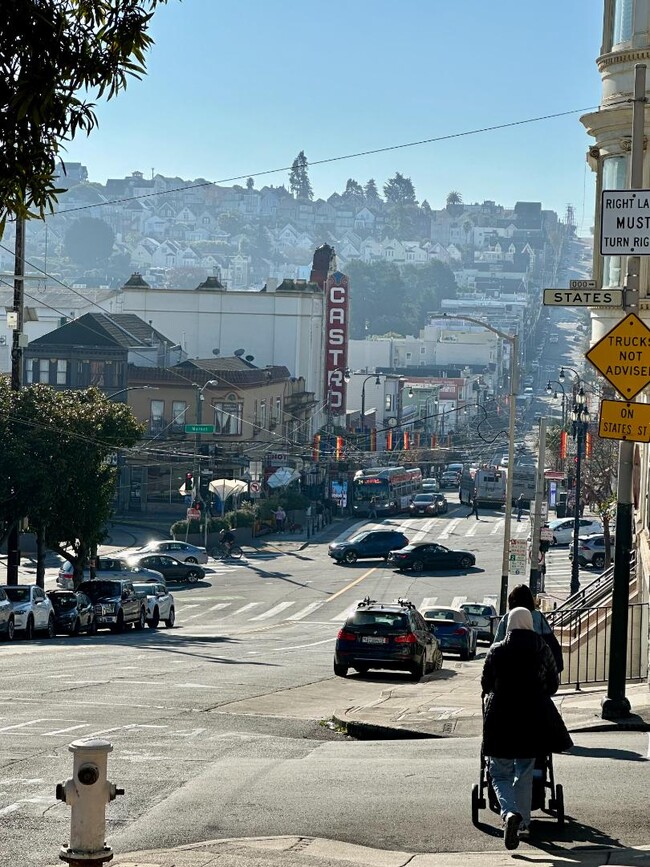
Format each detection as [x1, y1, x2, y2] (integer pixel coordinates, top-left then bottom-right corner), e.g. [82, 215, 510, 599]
[231, 602, 261, 616]
[420, 597, 438, 609]
[174, 603, 199, 614]
[491, 519, 504, 535]
[439, 518, 460, 539]
[465, 521, 480, 536]
[249, 601, 295, 621]
[450, 595, 467, 609]
[411, 518, 438, 542]
[483, 595, 498, 606]
[331, 604, 357, 623]
[287, 602, 324, 621]
[184, 603, 231, 621]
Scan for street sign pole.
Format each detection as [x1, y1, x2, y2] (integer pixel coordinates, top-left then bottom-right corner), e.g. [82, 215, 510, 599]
[601, 63, 646, 721]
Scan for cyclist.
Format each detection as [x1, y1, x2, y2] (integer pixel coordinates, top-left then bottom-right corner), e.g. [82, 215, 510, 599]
[218, 527, 236, 557]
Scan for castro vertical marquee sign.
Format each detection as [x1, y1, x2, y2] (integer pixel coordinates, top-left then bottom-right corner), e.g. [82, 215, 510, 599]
[323, 270, 350, 413]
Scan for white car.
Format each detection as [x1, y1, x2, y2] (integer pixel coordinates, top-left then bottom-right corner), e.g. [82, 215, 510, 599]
[548, 517, 603, 546]
[137, 540, 208, 565]
[1, 585, 55, 639]
[57, 557, 164, 589]
[132, 582, 175, 628]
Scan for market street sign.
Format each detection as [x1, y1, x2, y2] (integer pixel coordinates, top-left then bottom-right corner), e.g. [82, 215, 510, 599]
[543, 288, 623, 307]
[184, 424, 214, 434]
[586, 313, 650, 398]
[598, 399, 650, 443]
[508, 538, 527, 577]
[600, 189, 650, 255]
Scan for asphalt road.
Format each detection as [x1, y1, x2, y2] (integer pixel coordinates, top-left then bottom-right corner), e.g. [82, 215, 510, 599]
[1, 500, 647, 866]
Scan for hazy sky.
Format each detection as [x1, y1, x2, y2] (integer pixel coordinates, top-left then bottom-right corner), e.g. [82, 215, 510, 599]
[67, 1, 604, 235]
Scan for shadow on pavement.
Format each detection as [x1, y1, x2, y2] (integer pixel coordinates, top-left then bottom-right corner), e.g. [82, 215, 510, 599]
[568, 744, 648, 762]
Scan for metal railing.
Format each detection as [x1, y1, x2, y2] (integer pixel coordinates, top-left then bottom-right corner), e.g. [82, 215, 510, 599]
[547, 602, 648, 689]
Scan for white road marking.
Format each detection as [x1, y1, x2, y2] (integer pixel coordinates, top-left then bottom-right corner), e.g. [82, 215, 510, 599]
[331, 604, 357, 623]
[491, 519, 504, 535]
[420, 597, 438, 610]
[184, 602, 231, 621]
[451, 596, 467, 609]
[483, 596, 498, 607]
[0, 804, 21, 817]
[42, 724, 89, 737]
[287, 602, 324, 621]
[411, 518, 438, 542]
[0, 719, 49, 733]
[230, 602, 261, 616]
[266, 637, 335, 653]
[174, 603, 199, 614]
[465, 521, 480, 537]
[0, 779, 43, 786]
[249, 601, 295, 621]
[439, 519, 460, 539]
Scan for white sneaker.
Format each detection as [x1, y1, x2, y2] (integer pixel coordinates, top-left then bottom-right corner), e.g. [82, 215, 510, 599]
[504, 812, 521, 850]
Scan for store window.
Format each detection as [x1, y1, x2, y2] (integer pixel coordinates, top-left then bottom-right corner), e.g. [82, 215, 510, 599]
[602, 155, 628, 288]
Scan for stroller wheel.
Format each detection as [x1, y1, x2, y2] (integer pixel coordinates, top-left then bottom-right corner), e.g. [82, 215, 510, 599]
[471, 784, 481, 826]
[555, 784, 565, 825]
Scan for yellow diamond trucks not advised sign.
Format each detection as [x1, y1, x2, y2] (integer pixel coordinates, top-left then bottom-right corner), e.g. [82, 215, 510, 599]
[586, 313, 650, 399]
[599, 399, 650, 442]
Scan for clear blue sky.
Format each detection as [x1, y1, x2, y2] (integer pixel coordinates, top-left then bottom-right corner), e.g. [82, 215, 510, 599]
[68, 0, 603, 235]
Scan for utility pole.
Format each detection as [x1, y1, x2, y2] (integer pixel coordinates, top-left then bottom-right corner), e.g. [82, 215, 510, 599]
[602, 63, 646, 720]
[529, 416, 547, 596]
[7, 216, 26, 585]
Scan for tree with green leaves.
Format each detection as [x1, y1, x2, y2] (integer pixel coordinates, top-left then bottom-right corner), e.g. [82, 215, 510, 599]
[288, 151, 313, 200]
[383, 172, 417, 205]
[342, 179, 364, 203]
[364, 179, 381, 204]
[0, 384, 142, 586]
[64, 217, 115, 268]
[246, 177, 255, 190]
[1, 0, 170, 235]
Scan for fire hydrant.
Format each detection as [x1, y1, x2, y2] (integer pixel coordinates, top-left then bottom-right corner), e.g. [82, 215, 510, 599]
[55, 738, 124, 866]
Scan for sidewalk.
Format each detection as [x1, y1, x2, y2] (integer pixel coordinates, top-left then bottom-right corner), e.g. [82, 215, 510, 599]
[332, 663, 650, 739]
[247, 516, 361, 554]
[83, 835, 650, 867]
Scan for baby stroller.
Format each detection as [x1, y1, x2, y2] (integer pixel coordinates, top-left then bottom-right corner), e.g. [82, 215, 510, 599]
[472, 697, 565, 827]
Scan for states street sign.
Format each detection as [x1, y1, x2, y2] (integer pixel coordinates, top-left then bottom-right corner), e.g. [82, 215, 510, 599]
[586, 313, 650, 398]
[598, 399, 650, 443]
[601, 189, 650, 255]
[543, 288, 622, 307]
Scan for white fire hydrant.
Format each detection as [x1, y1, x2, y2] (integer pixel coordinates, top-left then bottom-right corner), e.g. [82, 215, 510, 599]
[55, 738, 124, 865]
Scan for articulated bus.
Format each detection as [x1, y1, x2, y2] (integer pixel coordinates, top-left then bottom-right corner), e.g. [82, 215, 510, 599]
[459, 467, 507, 508]
[352, 466, 423, 517]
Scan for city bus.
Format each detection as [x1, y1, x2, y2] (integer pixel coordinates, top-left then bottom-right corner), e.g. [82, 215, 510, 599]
[459, 467, 507, 508]
[352, 466, 423, 517]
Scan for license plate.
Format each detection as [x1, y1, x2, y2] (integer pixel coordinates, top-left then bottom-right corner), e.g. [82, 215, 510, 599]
[362, 636, 387, 644]
[97, 616, 113, 623]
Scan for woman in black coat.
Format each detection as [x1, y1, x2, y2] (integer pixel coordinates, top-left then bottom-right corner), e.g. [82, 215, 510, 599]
[481, 607, 572, 849]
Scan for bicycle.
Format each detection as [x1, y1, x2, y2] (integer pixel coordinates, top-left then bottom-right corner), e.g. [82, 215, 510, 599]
[210, 541, 243, 561]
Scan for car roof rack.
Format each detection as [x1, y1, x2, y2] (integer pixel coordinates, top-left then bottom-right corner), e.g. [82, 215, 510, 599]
[356, 596, 377, 608]
[392, 597, 416, 609]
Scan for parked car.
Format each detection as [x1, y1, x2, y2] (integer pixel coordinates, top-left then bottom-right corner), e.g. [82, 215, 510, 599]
[78, 579, 146, 633]
[127, 553, 205, 583]
[0, 587, 16, 641]
[408, 493, 441, 517]
[0, 584, 55, 640]
[548, 517, 603, 545]
[568, 533, 610, 569]
[333, 597, 443, 679]
[459, 602, 498, 644]
[420, 605, 477, 661]
[136, 540, 208, 564]
[57, 557, 163, 589]
[47, 590, 96, 636]
[387, 542, 475, 572]
[328, 530, 409, 565]
[133, 582, 175, 628]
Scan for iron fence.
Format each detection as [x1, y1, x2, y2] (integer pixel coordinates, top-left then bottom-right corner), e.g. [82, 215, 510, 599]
[547, 602, 648, 688]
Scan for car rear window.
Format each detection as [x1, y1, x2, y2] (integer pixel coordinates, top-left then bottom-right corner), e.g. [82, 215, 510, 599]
[422, 608, 456, 621]
[5, 587, 30, 603]
[347, 612, 409, 630]
[50, 594, 77, 611]
[78, 581, 120, 599]
[462, 605, 492, 616]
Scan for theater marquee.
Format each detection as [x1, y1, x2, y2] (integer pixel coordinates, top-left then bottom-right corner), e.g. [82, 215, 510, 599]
[324, 271, 350, 413]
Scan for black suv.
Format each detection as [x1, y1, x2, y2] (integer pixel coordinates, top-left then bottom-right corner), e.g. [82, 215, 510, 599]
[334, 597, 443, 680]
[78, 579, 146, 633]
[328, 529, 409, 565]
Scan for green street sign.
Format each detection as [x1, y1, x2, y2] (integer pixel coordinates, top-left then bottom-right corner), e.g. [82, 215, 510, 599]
[184, 424, 214, 434]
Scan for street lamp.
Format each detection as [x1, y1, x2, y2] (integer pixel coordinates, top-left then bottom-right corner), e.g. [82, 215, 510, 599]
[569, 387, 590, 597]
[442, 313, 518, 615]
[360, 374, 381, 434]
[546, 380, 567, 427]
[192, 380, 219, 502]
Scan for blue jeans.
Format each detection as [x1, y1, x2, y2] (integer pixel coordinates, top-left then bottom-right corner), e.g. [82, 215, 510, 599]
[488, 756, 536, 825]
